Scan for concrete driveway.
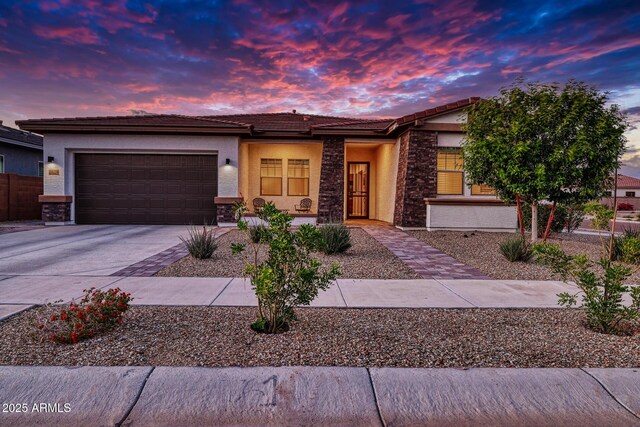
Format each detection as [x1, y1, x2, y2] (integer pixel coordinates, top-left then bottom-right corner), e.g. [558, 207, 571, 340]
[0, 225, 187, 276]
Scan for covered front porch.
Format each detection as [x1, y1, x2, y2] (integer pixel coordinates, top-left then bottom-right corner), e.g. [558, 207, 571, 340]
[237, 139, 398, 224]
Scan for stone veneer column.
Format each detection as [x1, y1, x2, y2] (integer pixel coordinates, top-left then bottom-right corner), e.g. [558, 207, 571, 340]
[214, 197, 243, 225]
[317, 137, 345, 224]
[393, 129, 437, 228]
[39, 195, 72, 223]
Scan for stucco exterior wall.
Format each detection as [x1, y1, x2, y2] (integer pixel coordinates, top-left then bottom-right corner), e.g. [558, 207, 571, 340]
[42, 133, 239, 222]
[427, 204, 518, 231]
[244, 142, 322, 213]
[374, 143, 398, 223]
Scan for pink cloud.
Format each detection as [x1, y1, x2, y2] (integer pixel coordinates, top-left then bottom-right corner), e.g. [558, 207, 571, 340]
[33, 26, 101, 45]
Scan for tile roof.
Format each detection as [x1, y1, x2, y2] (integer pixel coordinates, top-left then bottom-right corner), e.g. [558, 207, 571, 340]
[312, 118, 395, 130]
[200, 112, 361, 132]
[16, 99, 479, 136]
[616, 174, 640, 189]
[0, 123, 43, 147]
[16, 114, 249, 128]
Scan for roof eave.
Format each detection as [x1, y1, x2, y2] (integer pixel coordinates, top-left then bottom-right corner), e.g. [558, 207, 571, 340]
[16, 124, 252, 135]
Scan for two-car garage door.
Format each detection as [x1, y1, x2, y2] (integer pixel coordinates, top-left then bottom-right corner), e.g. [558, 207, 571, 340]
[75, 153, 217, 225]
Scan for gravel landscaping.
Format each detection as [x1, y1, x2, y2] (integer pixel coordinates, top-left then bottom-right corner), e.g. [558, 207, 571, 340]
[157, 228, 420, 279]
[408, 230, 640, 283]
[1, 306, 638, 368]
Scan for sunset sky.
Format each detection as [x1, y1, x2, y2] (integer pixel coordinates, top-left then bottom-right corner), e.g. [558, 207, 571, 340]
[1, 1, 639, 165]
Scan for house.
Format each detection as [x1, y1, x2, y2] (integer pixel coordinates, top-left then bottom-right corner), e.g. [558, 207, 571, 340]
[0, 121, 44, 177]
[16, 98, 517, 230]
[601, 174, 640, 210]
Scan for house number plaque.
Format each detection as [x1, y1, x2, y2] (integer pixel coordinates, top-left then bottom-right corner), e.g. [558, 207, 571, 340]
[48, 169, 60, 175]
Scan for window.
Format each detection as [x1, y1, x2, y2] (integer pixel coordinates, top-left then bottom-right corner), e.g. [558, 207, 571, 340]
[38, 161, 44, 177]
[260, 158, 282, 196]
[437, 149, 464, 195]
[604, 191, 612, 197]
[0, 155, 4, 173]
[471, 184, 496, 195]
[626, 191, 636, 197]
[288, 159, 309, 196]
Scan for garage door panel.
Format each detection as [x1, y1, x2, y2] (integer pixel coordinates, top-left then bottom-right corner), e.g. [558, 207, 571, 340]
[75, 153, 217, 225]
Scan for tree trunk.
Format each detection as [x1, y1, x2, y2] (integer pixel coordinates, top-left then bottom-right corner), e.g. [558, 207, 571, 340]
[516, 194, 525, 238]
[530, 201, 538, 243]
[542, 202, 556, 242]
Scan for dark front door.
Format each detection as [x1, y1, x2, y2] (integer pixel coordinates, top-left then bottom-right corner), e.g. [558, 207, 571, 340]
[75, 153, 218, 225]
[347, 162, 369, 219]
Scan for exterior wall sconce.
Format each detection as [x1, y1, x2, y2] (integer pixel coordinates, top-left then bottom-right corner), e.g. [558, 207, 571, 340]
[47, 156, 55, 163]
[225, 158, 231, 165]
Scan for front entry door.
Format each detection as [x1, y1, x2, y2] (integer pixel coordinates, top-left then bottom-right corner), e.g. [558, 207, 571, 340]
[347, 162, 369, 219]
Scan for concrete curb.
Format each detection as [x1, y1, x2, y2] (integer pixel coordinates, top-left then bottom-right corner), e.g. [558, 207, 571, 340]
[1, 366, 639, 426]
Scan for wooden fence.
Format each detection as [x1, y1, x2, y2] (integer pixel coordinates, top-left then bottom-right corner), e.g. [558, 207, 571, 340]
[0, 173, 43, 221]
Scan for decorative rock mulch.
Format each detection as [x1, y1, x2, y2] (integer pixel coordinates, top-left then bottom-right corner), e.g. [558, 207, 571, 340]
[1, 306, 638, 368]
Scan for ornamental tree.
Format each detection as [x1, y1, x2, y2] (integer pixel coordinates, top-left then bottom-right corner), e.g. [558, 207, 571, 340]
[462, 79, 627, 242]
[232, 202, 340, 334]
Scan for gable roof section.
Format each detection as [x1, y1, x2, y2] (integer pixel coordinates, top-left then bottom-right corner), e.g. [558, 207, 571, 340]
[395, 97, 481, 126]
[0, 123, 43, 150]
[616, 174, 640, 189]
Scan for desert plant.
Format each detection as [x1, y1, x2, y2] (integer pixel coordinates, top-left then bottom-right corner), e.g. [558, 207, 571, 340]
[232, 202, 340, 333]
[248, 224, 268, 243]
[534, 243, 640, 335]
[35, 287, 132, 344]
[319, 223, 352, 254]
[499, 235, 534, 262]
[180, 225, 218, 259]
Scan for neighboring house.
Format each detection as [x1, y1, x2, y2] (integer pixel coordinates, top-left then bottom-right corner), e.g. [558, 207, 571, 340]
[601, 174, 640, 210]
[17, 98, 517, 230]
[0, 121, 43, 177]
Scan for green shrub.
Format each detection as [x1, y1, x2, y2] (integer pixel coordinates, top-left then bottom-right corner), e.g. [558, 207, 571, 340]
[180, 225, 218, 259]
[232, 202, 340, 334]
[621, 236, 640, 265]
[499, 236, 534, 262]
[249, 224, 268, 243]
[520, 203, 568, 237]
[564, 204, 586, 233]
[534, 242, 640, 335]
[608, 229, 640, 262]
[319, 223, 352, 254]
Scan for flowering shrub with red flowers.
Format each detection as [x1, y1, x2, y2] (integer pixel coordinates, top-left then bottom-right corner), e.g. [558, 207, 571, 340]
[35, 288, 132, 344]
[618, 202, 634, 211]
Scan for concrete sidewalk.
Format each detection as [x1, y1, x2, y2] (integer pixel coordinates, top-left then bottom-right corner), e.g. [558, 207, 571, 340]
[0, 366, 638, 426]
[0, 276, 581, 320]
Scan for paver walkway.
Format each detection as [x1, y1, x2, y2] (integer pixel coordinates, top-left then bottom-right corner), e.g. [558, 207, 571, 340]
[1, 366, 639, 426]
[110, 228, 230, 277]
[363, 225, 490, 280]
